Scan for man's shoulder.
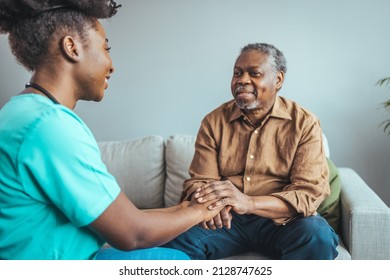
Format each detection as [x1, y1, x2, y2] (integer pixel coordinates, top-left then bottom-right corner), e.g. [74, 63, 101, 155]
[278, 96, 319, 122]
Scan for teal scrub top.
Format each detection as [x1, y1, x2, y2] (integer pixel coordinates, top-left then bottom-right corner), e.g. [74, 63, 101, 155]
[0, 94, 120, 259]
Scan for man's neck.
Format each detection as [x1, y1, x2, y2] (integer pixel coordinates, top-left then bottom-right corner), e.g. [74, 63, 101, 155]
[243, 107, 272, 127]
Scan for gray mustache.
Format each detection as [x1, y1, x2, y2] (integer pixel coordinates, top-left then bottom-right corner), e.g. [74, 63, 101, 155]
[234, 86, 257, 96]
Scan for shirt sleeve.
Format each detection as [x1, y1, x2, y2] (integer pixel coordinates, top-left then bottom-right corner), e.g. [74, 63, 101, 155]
[270, 120, 330, 224]
[181, 117, 220, 201]
[17, 107, 120, 227]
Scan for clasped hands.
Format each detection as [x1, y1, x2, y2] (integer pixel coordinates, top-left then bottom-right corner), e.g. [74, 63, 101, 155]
[192, 180, 252, 230]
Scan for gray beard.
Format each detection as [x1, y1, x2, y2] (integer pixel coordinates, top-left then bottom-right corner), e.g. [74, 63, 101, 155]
[236, 99, 259, 110]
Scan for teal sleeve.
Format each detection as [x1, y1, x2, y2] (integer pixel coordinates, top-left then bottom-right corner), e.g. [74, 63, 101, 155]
[17, 107, 120, 227]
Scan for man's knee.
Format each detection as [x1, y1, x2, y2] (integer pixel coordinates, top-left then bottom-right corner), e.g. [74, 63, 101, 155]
[162, 226, 213, 259]
[282, 215, 339, 259]
[163, 225, 246, 260]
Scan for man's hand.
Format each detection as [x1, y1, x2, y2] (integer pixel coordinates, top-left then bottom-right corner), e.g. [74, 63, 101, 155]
[194, 180, 253, 215]
[199, 206, 232, 230]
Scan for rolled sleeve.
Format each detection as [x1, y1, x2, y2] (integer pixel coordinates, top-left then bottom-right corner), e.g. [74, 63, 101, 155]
[270, 121, 330, 222]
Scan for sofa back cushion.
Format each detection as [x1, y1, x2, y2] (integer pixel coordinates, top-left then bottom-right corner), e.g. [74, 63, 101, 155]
[164, 135, 196, 207]
[318, 158, 341, 232]
[98, 136, 165, 209]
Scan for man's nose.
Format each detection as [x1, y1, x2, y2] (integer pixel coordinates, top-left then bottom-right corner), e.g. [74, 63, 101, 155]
[237, 72, 251, 85]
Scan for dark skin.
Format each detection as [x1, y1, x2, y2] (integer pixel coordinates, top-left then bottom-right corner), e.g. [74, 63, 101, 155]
[22, 21, 114, 108]
[21, 20, 227, 250]
[194, 50, 297, 230]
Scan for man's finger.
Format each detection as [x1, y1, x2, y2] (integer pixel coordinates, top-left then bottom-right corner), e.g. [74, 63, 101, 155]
[220, 208, 232, 229]
[199, 221, 209, 230]
[206, 219, 216, 230]
[213, 214, 223, 229]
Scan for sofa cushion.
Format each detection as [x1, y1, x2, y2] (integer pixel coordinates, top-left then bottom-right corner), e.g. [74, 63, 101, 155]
[317, 158, 341, 232]
[322, 133, 330, 158]
[164, 135, 196, 207]
[98, 136, 165, 209]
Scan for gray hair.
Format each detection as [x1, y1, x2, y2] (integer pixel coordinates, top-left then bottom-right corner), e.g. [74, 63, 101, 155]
[241, 43, 287, 74]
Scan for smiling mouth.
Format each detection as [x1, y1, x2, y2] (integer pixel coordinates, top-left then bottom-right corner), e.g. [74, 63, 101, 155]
[235, 92, 254, 98]
[234, 90, 258, 100]
[105, 76, 110, 88]
[234, 86, 257, 97]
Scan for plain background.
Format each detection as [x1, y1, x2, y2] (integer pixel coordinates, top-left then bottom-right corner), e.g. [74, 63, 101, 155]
[0, 0, 389, 206]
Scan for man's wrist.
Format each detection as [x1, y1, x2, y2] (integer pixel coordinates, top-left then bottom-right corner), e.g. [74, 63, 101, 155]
[247, 196, 255, 214]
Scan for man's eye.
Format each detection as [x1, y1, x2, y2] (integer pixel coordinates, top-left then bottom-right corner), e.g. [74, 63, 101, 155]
[233, 71, 241, 76]
[250, 72, 261, 76]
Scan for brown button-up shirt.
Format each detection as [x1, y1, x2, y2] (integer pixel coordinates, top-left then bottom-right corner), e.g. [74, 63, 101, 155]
[182, 96, 330, 224]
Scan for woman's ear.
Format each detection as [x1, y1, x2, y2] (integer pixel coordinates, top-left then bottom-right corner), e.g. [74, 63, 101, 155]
[60, 36, 80, 63]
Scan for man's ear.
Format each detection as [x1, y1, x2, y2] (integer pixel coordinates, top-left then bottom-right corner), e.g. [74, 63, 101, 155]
[60, 36, 80, 63]
[275, 71, 285, 90]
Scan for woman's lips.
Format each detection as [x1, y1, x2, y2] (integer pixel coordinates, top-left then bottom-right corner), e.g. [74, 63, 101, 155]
[105, 76, 110, 89]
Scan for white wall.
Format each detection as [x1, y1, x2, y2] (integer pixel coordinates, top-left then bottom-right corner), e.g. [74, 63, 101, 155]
[1, 0, 389, 206]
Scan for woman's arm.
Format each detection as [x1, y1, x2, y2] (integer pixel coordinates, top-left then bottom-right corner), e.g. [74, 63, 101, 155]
[89, 191, 226, 251]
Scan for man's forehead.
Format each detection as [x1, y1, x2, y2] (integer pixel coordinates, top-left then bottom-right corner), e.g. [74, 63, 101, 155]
[234, 52, 269, 67]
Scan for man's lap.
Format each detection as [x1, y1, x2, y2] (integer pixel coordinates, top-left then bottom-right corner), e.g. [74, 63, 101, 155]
[163, 213, 338, 260]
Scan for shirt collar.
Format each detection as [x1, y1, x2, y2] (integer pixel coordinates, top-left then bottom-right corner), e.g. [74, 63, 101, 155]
[228, 96, 292, 123]
[270, 96, 292, 120]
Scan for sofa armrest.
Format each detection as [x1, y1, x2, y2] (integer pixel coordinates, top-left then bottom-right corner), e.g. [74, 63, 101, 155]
[339, 168, 390, 259]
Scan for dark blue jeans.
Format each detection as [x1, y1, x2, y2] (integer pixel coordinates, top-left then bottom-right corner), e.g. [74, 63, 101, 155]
[163, 213, 339, 260]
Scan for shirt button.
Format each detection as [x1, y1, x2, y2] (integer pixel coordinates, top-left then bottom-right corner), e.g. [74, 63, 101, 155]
[249, 155, 254, 159]
[246, 176, 251, 181]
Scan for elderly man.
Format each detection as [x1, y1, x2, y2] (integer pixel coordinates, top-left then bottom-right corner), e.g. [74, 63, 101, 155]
[163, 43, 339, 260]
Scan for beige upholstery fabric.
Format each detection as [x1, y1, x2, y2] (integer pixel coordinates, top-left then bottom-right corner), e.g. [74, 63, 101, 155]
[339, 168, 390, 259]
[98, 136, 165, 209]
[164, 135, 196, 207]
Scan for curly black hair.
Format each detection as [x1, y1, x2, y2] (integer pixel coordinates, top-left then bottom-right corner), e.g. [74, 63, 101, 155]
[0, 0, 121, 71]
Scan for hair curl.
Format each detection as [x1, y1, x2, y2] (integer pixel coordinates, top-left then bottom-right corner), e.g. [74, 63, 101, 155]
[241, 43, 287, 74]
[0, 0, 121, 71]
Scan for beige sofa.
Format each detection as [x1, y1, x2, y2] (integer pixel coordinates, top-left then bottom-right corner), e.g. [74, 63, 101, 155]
[98, 135, 390, 260]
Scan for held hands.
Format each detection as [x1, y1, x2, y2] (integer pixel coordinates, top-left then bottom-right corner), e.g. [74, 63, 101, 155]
[199, 206, 232, 230]
[194, 180, 253, 216]
[186, 189, 227, 222]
